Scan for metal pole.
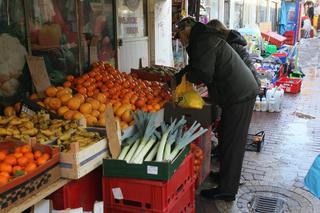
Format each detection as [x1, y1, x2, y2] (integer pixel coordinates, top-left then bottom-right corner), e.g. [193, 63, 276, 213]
[76, 0, 83, 74]
[23, 0, 32, 55]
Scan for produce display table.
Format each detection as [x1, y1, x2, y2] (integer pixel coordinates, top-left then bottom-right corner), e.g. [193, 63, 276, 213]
[6, 178, 70, 213]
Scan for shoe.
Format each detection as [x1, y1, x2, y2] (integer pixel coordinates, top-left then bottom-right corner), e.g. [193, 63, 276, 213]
[200, 188, 236, 201]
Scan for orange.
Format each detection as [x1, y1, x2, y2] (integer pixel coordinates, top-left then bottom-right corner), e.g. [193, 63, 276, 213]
[98, 117, 106, 127]
[67, 98, 81, 110]
[45, 86, 58, 97]
[98, 104, 106, 113]
[64, 110, 75, 120]
[24, 152, 34, 161]
[57, 106, 69, 116]
[14, 152, 23, 159]
[77, 87, 87, 95]
[0, 152, 6, 161]
[84, 114, 97, 126]
[36, 156, 48, 166]
[0, 172, 10, 178]
[0, 163, 12, 173]
[74, 94, 85, 104]
[120, 121, 128, 130]
[56, 88, 71, 98]
[42, 153, 50, 160]
[49, 98, 62, 110]
[121, 110, 133, 123]
[4, 106, 15, 116]
[44, 97, 51, 106]
[72, 112, 83, 120]
[153, 103, 161, 111]
[25, 163, 37, 173]
[14, 147, 21, 153]
[34, 150, 42, 160]
[4, 155, 17, 165]
[79, 103, 92, 114]
[29, 93, 39, 100]
[135, 99, 145, 108]
[86, 99, 100, 110]
[95, 93, 107, 104]
[91, 110, 100, 118]
[18, 157, 29, 167]
[57, 86, 64, 91]
[21, 145, 32, 154]
[66, 75, 74, 82]
[0, 175, 9, 185]
[60, 94, 73, 105]
[63, 81, 72, 88]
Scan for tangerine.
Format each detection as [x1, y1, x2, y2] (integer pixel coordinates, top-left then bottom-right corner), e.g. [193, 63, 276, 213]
[79, 103, 92, 114]
[91, 110, 100, 118]
[0, 163, 12, 173]
[12, 166, 23, 174]
[72, 112, 83, 120]
[86, 99, 100, 110]
[45, 86, 58, 97]
[66, 75, 74, 82]
[4, 155, 17, 165]
[74, 94, 86, 104]
[0, 175, 9, 185]
[34, 150, 42, 160]
[17, 157, 29, 167]
[57, 106, 69, 116]
[24, 152, 34, 161]
[67, 97, 81, 110]
[25, 163, 37, 173]
[49, 98, 62, 110]
[0, 152, 6, 161]
[21, 145, 32, 154]
[36, 156, 48, 166]
[60, 94, 73, 105]
[64, 110, 75, 120]
[63, 81, 72, 88]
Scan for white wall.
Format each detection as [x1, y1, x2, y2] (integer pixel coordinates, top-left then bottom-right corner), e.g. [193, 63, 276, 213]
[148, 0, 174, 67]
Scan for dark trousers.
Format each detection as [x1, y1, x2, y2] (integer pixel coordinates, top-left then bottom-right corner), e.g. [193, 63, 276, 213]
[218, 99, 255, 194]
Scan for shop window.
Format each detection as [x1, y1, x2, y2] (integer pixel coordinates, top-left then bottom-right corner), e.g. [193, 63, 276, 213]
[28, 0, 80, 85]
[80, 0, 116, 68]
[270, 1, 278, 31]
[258, 0, 268, 23]
[117, 0, 147, 39]
[234, 0, 244, 29]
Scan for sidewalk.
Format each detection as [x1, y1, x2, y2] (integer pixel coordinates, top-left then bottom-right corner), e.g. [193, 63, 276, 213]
[196, 37, 320, 212]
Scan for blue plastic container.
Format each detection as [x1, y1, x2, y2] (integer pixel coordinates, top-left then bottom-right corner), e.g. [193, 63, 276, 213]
[304, 155, 320, 198]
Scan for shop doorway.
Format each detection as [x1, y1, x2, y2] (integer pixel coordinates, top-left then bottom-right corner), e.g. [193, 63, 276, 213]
[116, 0, 148, 73]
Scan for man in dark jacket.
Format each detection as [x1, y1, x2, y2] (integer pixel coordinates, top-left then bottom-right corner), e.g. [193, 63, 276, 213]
[175, 17, 259, 201]
[207, 19, 260, 87]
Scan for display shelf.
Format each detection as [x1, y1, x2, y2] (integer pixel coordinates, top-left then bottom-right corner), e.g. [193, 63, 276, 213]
[6, 179, 70, 213]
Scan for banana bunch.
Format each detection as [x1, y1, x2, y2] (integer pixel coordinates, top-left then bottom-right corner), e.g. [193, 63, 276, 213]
[55, 128, 102, 152]
[0, 112, 78, 143]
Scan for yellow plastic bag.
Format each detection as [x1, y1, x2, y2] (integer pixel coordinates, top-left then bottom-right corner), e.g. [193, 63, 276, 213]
[175, 75, 205, 109]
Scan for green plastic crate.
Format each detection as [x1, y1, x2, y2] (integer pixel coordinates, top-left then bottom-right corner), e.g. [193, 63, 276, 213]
[102, 146, 190, 181]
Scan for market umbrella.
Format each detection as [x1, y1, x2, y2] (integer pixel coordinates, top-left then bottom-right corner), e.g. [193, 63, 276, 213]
[279, 0, 288, 35]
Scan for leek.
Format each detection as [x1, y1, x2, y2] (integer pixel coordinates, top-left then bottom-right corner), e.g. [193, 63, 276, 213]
[169, 125, 208, 161]
[124, 139, 140, 162]
[163, 129, 179, 160]
[156, 119, 177, 161]
[131, 136, 157, 164]
[131, 113, 157, 161]
[145, 143, 160, 161]
[118, 133, 140, 160]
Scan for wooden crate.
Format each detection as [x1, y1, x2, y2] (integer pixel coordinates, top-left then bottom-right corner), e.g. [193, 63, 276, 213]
[59, 138, 108, 179]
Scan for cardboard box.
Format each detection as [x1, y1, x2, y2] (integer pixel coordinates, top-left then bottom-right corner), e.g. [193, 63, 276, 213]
[164, 100, 217, 127]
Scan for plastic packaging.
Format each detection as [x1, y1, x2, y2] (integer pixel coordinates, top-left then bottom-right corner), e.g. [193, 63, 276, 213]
[261, 97, 268, 112]
[254, 96, 261, 111]
[268, 96, 275, 112]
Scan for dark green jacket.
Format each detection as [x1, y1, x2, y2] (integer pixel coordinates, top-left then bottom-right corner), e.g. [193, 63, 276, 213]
[177, 23, 259, 107]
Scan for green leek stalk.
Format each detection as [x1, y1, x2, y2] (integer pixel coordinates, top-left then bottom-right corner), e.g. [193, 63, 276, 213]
[131, 136, 157, 164]
[145, 143, 160, 161]
[156, 120, 177, 161]
[118, 133, 140, 160]
[124, 139, 140, 162]
[169, 127, 208, 161]
[131, 113, 156, 161]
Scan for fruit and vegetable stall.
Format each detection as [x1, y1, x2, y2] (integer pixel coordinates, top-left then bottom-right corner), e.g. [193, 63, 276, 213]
[0, 59, 216, 213]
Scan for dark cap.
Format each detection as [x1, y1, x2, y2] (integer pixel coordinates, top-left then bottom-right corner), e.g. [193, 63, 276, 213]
[174, 17, 197, 39]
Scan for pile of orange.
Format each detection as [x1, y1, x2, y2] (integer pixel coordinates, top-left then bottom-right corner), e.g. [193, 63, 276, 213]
[66, 62, 172, 113]
[0, 144, 51, 186]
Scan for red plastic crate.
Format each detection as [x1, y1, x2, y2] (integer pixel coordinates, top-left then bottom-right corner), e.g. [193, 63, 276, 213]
[261, 32, 287, 47]
[276, 77, 302, 94]
[106, 181, 195, 213]
[48, 166, 102, 211]
[103, 153, 194, 213]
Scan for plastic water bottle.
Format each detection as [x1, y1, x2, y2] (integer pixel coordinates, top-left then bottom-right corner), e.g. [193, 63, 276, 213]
[268, 96, 275, 112]
[261, 97, 268, 112]
[255, 96, 261, 111]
